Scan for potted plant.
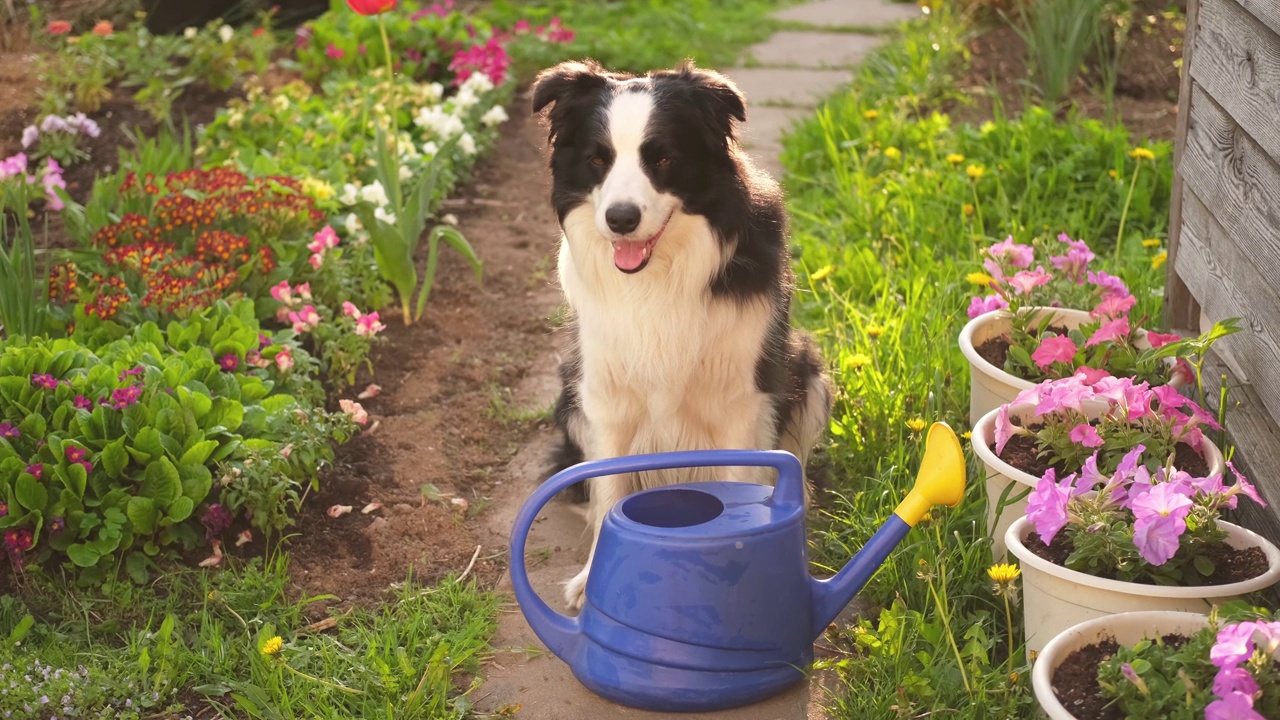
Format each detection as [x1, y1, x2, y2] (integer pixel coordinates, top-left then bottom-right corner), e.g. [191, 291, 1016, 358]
[1033, 606, 1280, 719]
[973, 371, 1226, 557]
[958, 233, 1235, 422]
[1005, 448, 1279, 654]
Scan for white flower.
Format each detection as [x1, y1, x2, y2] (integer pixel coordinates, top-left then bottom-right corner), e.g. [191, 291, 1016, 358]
[374, 207, 397, 226]
[184, 27, 198, 39]
[442, 213, 458, 227]
[360, 180, 390, 208]
[462, 72, 495, 96]
[218, 25, 234, 43]
[452, 87, 479, 113]
[480, 105, 509, 128]
[399, 165, 413, 181]
[344, 213, 364, 235]
[459, 132, 476, 156]
[272, 94, 290, 111]
[421, 141, 439, 157]
[339, 183, 360, 206]
[420, 82, 444, 103]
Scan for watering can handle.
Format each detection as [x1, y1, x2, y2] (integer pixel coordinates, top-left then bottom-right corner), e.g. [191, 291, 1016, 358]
[508, 449, 805, 658]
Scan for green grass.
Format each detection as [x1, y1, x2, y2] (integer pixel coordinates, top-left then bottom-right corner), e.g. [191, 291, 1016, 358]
[1, 557, 498, 719]
[482, 0, 794, 77]
[781, 5, 1174, 717]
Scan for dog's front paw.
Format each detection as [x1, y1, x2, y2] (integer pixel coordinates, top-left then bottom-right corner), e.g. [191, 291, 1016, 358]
[563, 564, 590, 611]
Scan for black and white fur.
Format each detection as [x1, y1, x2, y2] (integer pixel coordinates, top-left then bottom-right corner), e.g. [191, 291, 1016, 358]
[533, 60, 833, 610]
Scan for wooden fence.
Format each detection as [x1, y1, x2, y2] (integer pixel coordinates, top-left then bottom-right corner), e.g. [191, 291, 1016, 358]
[1165, 0, 1280, 544]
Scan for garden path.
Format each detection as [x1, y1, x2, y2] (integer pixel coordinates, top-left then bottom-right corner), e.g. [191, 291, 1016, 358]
[470, 2, 920, 719]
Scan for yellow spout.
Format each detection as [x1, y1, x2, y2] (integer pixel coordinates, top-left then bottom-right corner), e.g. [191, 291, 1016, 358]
[893, 422, 966, 526]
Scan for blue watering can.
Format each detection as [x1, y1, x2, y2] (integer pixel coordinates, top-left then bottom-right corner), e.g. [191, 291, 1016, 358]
[509, 422, 966, 713]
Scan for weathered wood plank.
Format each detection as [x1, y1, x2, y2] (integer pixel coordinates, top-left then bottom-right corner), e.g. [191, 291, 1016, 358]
[1237, 0, 1280, 37]
[1199, 352, 1280, 553]
[1190, 0, 1280, 163]
[1174, 189, 1280, 421]
[1164, 0, 1203, 330]
[1179, 85, 1280, 283]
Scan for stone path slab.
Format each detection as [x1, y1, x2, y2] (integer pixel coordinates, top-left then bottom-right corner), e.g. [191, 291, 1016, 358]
[772, 0, 920, 28]
[749, 31, 886, 68]
[724, 67, 851, 107]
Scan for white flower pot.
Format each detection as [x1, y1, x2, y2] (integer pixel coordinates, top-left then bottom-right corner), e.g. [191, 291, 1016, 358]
[971, 402, 1225, 560]
[1032, 611, 1211, 720]
[959, 307, 1173, 424]
[1006, 516, 1280, 656]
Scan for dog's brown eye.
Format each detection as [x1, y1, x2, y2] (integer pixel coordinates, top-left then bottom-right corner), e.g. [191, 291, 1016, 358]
[655, 157, 672, 168]
[589, 155, 606, 167]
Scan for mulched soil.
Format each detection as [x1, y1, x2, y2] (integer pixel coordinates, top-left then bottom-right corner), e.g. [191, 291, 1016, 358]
[974, 325, 1070, 372]
[1024, 532, 1270, 585]
[945, 0, 1186, 141]
[1050, 638, 1124, 720]
[994, 432, 1211, 478]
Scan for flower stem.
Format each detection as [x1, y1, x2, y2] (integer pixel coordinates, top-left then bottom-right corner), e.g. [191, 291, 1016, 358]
[1114, 161, 1141, 265]
[928, 563, 973, 695]
[1002, 591, 1015, 676]
[280, 658, 365, 695]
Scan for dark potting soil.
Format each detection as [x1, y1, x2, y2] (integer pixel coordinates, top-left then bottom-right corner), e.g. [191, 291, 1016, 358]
[1051, 638, 1123, 720]
[991, 433, 1211, 479]
[1024, 533, 1270, 586]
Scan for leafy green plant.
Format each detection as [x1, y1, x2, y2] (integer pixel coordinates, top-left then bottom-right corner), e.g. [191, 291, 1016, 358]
[1004, 0, 1110, 105]
[0, 183, 52, 340]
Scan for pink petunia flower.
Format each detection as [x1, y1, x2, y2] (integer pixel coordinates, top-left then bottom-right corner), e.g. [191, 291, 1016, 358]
[1091, 293, 1137, 319]
[1087, 270, 1129, 299]
[1049, 233, 1096, 284]
[1006, 266, 1053, 296]
[1027, 468, 1074, 545]
[1069, 423, 1104, 448]
[1145, 331, 1180, 349]
[1212, 622, 1260, 669]
[1085, 317, 1130, 348]
[1031, 335, 1077, 371]
[994, 404, 1018, 455]
[339, 398, 369, 425]
[1074, 366, 1110, 385]
[967, 294, 1008, 319]
[986, 236, 1035, 269]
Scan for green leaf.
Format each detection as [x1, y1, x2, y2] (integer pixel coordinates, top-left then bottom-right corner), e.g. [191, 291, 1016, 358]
[126, 552, 149, 584]
[179, 439, 219, 466]
[140, 458, 182, 505]
[64, 461, 88, 497]
[167, 496, 194, 522]
[6, 614, 33, 645]
[1194, 553, 1215, 577]
[179, 464, 213, 504]
[415, 225, 484, 321]
[102, 437, 129, 478]
[66, 543, 102, 567]
[127, 496, 159, 535]
[134, 426, 165, 461]
[15, 474, 48, 512]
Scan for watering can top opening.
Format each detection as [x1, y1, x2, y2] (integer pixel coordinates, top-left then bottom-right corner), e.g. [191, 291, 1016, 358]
[608, 481, 797, 539]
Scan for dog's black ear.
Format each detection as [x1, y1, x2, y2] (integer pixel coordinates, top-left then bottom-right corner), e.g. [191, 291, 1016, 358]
[664, 60, 747, 142]
[531, 60, 613, 143]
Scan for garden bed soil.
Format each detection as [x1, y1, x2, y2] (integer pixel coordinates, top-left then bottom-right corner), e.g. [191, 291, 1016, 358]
[995, 432, 1211, 478]
[1050, 638, 1124, 720]
[945, 0, 1186, 142]
[974, 325, 1069, 371]
[1024, 532, 1270, 586]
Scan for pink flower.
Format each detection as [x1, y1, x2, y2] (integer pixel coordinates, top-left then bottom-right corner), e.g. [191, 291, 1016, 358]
[1049, 233, 1095, 283]
[1074, 366, 1110, 385]
[247, 350, 270, 369]
[994, 404, 1017, 455]
[967, 294, 1008, 319]
[1212, 622, 1260, 669]
[1006, 266, 1053, 296]
[309, 252, 324, 270]
[326, 43, 345, 59]
[1213, 666, 1260, 699]
[1069, 423, 1103, 448]
[275, 346, 294, 372]
[1087, 270, 1129, 299]
[1145, 331, 1180, 349]
[1031, 335, 1077, 371]
[1171, 357, 1196, 385]
[986, 236, 1035, 269]
[342, 301, 361, 317]
[1091, 293, 1136, 319]
[64, 445, 93, 474]
[1205, 693, 1264, 720]
[296, 282, 312, 301]
[1224, 461, 1266, 509]
[1027, 469, 1074, 545]
[1130, 483, 1193, 565]
[355, 312, 385, 337]
[308, 226, 340, 253]
[288, 305, 321, 333]
[513, 18, 531, 33]
[1085, 317, 1130, 347]
[270, 281, 294, 305]
[339, 398, 369, 425]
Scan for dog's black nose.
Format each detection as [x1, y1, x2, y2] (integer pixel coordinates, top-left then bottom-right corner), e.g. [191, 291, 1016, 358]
[605, 203, 642, 235]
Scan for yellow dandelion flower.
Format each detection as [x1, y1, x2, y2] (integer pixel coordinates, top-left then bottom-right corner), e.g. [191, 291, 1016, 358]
[919, 511, 934, 524]
[1142, 238, 1162, 248]
[866, 324, 885, 339]
[979, 121, 997, 136]
[1109, 169, 1118, 179]
[261, 636, 283, 656]
[1152, 251, 1168, 270]
[962, 203, 975, 217]
[302, 177, 336, 202]
[1129, 147, 1156, 161]
[906, 418, 927, 432]
[966, 164, 986, 179]
[961, 431, 972, 440]
[884, 146, 901, 160]
[966, 271, 994, 286]
[811, 265, 835, 282]
[864, 109, 880, 120]
[946, 153, 965, 165]
[846, 352, 872, 370]
[987, 563, 1021, 584]
[1009, 671, 1020, 684]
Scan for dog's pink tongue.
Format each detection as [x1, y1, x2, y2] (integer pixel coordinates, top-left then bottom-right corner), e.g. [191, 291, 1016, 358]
[612, 241, 648, 271]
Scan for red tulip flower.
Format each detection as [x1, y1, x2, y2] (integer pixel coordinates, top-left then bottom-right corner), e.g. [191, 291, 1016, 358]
[345, 0, 397, 14]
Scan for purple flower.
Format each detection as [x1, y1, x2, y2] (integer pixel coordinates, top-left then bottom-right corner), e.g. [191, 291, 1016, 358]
[1205, 693, 1265, 720]
[967, 294, 1008, 319]
[201, 503, 234, 540]
[1213, 622, 1258, 668]
[20, 125, 38, 148]
[64, 445, 93, 474]
[1131, 482, 1194, 525]
[48, 516, 65, 536]
[1050, 234, 1095, 283]
[1069, 423, 1103, 448]
[1032, 335, 1077, 371]
[219, 354, 239, 372]
[73, 394, 92, 410]
[1224, 461, 1266, 509]
[987, 236, 1035, 269]
[40, 115, 70, 133]
[326, 42, 344, 59]
[118, 367, 144, 381]
[25, 463, 41, 479]
[31, 373, 58, 389]
[108, 385, 143, 410]
[0, 501, 8, 518]
[66, 112, 100, 138]
[1132, 514, 1184, 565]
[1119, 663, 1148, 694]
[1214, 665, 1259, 699]
[1033, 377, 1092, 416]
[1087, 270, 1129, 299]
[1027, 469, 1074, 545]
[259, 333, 272, 349]
[0, 422, 18, 439]
[994, 404, 1017, 455]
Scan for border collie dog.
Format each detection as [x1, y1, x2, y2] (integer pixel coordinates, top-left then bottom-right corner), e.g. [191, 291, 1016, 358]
[533, 59, 833, 610]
